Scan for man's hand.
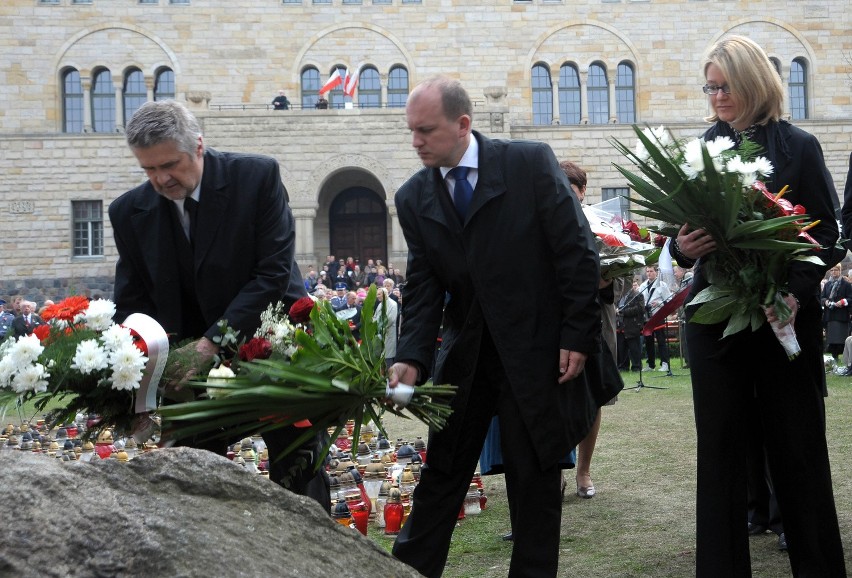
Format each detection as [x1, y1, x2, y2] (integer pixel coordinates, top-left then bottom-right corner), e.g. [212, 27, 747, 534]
[387, 362, 419, 388]
[160, 337, 219, 401]
[558, 349, 587, 384]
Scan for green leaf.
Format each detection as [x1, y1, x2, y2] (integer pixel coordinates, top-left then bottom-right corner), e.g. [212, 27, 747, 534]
[690, 296, 739, 325]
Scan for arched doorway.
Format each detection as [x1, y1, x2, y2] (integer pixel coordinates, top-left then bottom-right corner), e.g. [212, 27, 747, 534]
[329, 187, 387, 265]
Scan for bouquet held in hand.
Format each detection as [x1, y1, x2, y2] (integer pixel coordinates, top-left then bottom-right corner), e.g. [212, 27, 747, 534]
[582, 197, 657, 280]
[611, 125, 825, 359]
[158, 286, 456, 459]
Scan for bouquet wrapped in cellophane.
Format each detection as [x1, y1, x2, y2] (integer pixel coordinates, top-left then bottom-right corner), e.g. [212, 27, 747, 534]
[582, 197, 658, 280]
[611, 125, 826, 359]
[157, 286, 456, 460]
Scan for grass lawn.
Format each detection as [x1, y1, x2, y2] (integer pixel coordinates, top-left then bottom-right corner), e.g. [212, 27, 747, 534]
[375, 360, 852, 577]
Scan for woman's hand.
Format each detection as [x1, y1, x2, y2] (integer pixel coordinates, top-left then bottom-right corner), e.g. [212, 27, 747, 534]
[676, 223, 717, 260]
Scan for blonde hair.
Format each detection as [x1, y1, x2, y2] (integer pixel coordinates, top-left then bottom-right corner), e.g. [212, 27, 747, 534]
[702, 35, 784, 127]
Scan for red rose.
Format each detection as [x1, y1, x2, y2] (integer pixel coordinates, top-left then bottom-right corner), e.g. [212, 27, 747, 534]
[288, 297, 315, 325]
[239, 338, 273, 362]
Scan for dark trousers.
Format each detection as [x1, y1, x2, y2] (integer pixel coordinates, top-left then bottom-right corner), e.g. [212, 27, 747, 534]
[687, 305, 845, 577]
[644, 327, 670, 368]
[622, 335, 642, 371]
[263, 427, 331, 513]
[392, 334, 562, 578]
[745, 408, 783, 535]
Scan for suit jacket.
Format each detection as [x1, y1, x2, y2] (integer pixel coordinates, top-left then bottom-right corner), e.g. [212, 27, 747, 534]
[12, 313, 44, 338]
[394, 131, 602, 470]
[109, 147, 306, 341]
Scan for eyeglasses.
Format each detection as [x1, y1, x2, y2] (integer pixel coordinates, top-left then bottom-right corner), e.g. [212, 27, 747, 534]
[702, 84, 732, 95]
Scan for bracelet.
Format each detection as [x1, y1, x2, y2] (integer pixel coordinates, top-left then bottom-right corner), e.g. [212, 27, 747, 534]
[672, 238, 693, 263]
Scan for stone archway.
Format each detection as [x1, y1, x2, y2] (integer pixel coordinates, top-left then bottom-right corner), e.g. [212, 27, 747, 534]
[328, 187, 387, 265]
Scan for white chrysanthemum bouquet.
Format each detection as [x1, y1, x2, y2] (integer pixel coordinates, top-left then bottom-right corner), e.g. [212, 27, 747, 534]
[0, 296, 151, 438]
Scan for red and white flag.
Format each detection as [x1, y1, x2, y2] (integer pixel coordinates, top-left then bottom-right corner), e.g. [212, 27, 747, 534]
[343, 65, 361, 97]
[319, 69, 342, 95]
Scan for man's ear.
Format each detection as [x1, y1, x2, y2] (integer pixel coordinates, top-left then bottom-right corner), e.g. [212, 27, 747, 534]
[458, 114, 472, 136]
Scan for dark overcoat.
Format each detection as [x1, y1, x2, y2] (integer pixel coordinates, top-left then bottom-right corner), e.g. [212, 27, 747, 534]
[109, 148, 305, 341]
[394, 131, 603, 471]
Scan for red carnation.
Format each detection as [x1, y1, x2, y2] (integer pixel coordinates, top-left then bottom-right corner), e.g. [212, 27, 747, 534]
[288, 297, 315, 325]
[33, 324, 51, 342]
[239, 338, 273, 362]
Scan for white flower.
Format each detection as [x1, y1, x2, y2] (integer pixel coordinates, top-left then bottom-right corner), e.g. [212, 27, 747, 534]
[72, 339, 109, 374]
[206, 364, 236, 399]
[681, 138, 706, 177]
[726, 155, 759, 186]
[107, 339, 146, 391]
[705, 135, 735, 158]
[83, 299, 117, 331]
[101, 324, 133, 352]
[110, 364, 144, 391]
[11, 334, 45, 366]
[751, 156, 773, 177]
[12, 363, 50, 394]
[0, 356, 17, 388]
[635, 125, 671, 161]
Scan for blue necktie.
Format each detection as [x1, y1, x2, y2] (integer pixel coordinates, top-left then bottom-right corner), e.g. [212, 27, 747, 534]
[449, 166, 473, 220]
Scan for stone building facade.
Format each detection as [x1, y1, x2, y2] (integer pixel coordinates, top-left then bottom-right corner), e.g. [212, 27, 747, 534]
[1, 0, 850, 303]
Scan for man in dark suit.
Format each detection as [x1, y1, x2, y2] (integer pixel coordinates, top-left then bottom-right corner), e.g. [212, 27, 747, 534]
[109, 100, 328, 511]
[387, 76, 602, 578]
[12, 300, 44, 337]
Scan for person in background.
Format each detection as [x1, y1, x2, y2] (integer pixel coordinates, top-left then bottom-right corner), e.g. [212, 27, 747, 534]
[271, 90, 290, 111]
[617, 278, 646, 372]
[12, 300, 44, 337]
[820, 264, 852, 360]
[315, 96, 328, 109]
[109, 99, 329, 512]
[675, 35, 845, 576]
[374, 286, 398, 366]
[0, 299, 16, 341]
[560, 159, 621, 499]
[388, 75, 603, 578]
[638, 265, 671, 372]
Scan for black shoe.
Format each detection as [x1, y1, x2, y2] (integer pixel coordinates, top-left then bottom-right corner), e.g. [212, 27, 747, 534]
[747, 522, 768, 536]
[778, 533, 787, 551]
[502, 531, 513, 542]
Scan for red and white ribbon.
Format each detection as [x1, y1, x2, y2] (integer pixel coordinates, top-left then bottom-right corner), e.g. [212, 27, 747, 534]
[123, 313, 169, 413]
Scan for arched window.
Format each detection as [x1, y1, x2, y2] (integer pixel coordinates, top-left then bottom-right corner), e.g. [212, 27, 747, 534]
[62, 68, 84, 133]
[301, 67, 320, 109]
[558, 63, 581, 125]
[123, 68, 147, 124]
[91, 69, 115, 133]
[357, 67, 381, 108]
[588, 63, 609, 124]
[531, 63, 552, 125]
[615, 62, 635, 124]
[387, 66, 409, 108]
[154, 68, 175, 101]
[789, 58, 808, 120]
